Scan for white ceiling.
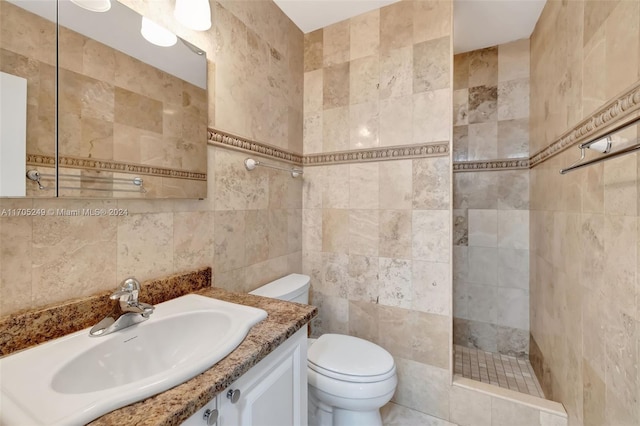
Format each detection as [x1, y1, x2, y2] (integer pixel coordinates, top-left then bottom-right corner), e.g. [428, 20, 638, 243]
[273, 0, 546, 53]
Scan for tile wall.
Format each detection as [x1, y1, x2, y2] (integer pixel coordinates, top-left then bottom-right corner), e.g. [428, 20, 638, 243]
[529, 0, 640, 424]
[302, 0, 454, 418]
[0, 0, 304, 315]
[452, 41, 531, 356]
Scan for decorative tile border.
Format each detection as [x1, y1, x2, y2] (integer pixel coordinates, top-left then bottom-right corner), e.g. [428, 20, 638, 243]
[530, 80, 640, 168]
[26, 154, 207, 181]
[208, 128, 303, 165]
[453, 157, 529, 172]
[303, 142, 449, 166]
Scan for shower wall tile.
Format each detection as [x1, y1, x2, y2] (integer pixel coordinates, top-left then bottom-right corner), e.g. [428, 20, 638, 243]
[349, 55, 379, 105]
[304, 30, 323, 72]
[413, 36, 450, 93]
[379, 1, 414, 52]
[468, 85, 498, 124]
[468, 47, 498, 88]
[302, 1, 453, 418]
[350, 10, 380, 60]
[379, 47, 413, 100]
[498, 39, 530, 83]
[468, 122, 498, 160]
[323, 63, 350, 109]
[322, 20, 350, 66]
[468, 209, 498, 248]
[348, 101, 379, 149]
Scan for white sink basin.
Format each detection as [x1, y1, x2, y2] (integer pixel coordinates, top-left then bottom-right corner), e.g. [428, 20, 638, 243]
[0, 294, 267, 425]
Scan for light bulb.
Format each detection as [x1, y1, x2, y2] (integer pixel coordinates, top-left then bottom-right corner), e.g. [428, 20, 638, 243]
[69, 0, 111, 12]
[140, 17, 177, 47]
[174, 0, 212, 31]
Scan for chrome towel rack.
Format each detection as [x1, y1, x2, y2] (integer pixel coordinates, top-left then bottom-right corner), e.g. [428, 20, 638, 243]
[244, 158, 303, 178]
[26, 169, 146, 193]
[560, 116, 640, 174]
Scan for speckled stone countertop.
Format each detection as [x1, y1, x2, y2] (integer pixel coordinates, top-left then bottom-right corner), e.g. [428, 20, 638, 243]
[0, 268, 316, 426]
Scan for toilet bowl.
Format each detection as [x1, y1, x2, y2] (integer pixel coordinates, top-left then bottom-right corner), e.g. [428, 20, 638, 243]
[250, 274, 398, 426]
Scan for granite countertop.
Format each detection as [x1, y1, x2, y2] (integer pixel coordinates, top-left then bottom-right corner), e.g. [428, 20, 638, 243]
[88, 286, 316, 426]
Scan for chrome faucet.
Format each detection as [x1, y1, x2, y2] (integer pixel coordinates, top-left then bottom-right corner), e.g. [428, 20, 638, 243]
[89, 277, 155, 337]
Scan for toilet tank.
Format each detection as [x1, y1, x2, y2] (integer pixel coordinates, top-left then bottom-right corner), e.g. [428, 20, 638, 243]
[249, 274, 310, 304]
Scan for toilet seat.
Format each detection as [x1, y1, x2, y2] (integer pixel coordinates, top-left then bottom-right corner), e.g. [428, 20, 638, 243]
[307, 334, 396, 383]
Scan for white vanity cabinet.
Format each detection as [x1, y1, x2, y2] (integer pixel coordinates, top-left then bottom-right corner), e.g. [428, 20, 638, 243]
[183, 327, 307, 426]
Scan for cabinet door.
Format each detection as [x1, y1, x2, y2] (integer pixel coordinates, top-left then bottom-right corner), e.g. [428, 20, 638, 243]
[219, 328, 307, 426]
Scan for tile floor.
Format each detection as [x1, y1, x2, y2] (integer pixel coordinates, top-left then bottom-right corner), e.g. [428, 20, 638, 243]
[381, 402, 453, 426]
[454, 345, 545, 398]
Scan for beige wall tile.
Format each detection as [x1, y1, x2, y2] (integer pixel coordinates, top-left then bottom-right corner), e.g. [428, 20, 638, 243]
[393, 358, 450, 419]
[413, 89, 451, 143]
[302, 209, 323, 252]
[304, 69, 323, 115]
[348, 255, 379, 303]
[245, 210, 270, 265]
[303, 112, 323, 154]
[321, 252, 349, 298]
[379, 95, 413, 146]
[469, 47, 498, 88]
[349, 101, 380, 149]
[453, 88, 469, 126]
[378, 305, 413, 357]
[412, 260, 451, 315]
[323, 20, 350, 66]
[413, 311, 450, 369]
[323, 106, 350, 152]
[490, 397, 539, 426]
[412, 210, 450, 262]
[379, 47, 413, 100]
[173, 211, 214, 273]
[323, 63, 350, 112]
[349, 209, 379, 257]
[412, 157, 450, 210]
[349, 162, 379, 209]
[304, 30, 323, 72]
[468, 85, 497, 124]
[380, 1, 414, 52]
[379, 210, 413, 259]
[350, 9, 379, 60]
[497, 78, 529, 121]
[413, 0, 452, 44]
[349, 55, 380, 105]
[450, 385, 491, 426]
[214, 210, 247, 273]
[380, 160, 413, 210]
[322, 164, 350, 208]
[498, 39, 530, 82]
[454, 52, 470, 90]
[114, 211, 171, 282]
[467, 246, 498, 285]
[322, 208, 349, 254]
[349, 300, 379, 341]
[413, 36, 450, 93]
[379, 257, 412, 308]
[468, 209, 498, 247]
[497, 210, 529, 249]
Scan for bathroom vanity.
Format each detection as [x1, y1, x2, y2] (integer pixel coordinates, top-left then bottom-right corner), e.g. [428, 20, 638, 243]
[183, 327, 307, 426]
[89, 287, 314, 426]
[0, 268, 316, 426]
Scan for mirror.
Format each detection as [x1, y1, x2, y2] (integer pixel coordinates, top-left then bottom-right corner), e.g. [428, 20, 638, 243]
[0, 0, 208, 198]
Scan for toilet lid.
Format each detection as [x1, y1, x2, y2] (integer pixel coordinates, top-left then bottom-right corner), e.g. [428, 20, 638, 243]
[307, 334, 395, 382]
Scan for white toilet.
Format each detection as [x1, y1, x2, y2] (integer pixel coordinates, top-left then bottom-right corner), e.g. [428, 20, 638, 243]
[250, 274, 398, 426]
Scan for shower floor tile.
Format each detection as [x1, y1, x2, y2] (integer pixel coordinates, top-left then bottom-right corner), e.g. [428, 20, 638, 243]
[454, 345, 545, 398]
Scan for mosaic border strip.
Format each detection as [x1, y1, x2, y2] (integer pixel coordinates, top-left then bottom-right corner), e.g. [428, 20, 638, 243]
[530, 80, 640, 168]
[303, 142, 449, 166]
[453, 157, 529, 172]
[208, 128, 303, 165]
[27, 154, 207, 181]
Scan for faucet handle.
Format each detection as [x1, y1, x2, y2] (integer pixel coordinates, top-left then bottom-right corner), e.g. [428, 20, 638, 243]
[110, 277, 142, 303]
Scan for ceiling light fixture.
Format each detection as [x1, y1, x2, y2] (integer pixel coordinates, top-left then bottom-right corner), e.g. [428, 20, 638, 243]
[140, 17, 177, 47]
[174, 0, 212, 31]
[69, 0, 111, 13]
